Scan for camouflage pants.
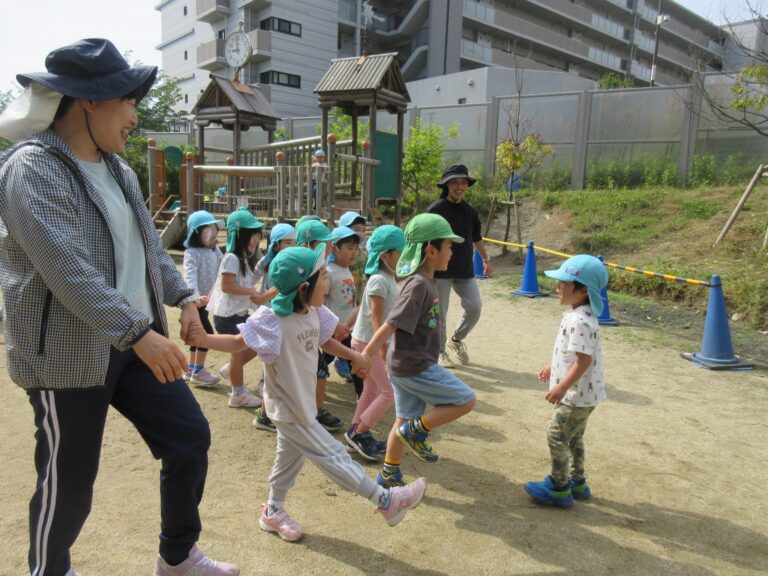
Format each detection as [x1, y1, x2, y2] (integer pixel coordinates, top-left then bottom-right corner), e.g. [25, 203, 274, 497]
[547, 403, 596, 487]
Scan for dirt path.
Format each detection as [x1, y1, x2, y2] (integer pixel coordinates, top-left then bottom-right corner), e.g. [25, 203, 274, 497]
[1, 276, 766, 575]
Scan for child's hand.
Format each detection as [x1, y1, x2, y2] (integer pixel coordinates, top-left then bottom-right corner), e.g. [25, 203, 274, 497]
[198, 296, 209, 307]
[333, 322, 349, 341]
[350, 351, 371, 377]
[185, 323, 206, 347]
[538, 365, 551, 383]
[545, 383, 567, 405]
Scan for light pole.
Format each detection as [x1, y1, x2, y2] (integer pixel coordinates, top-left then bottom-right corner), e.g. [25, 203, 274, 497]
[649, 0, 669, 86]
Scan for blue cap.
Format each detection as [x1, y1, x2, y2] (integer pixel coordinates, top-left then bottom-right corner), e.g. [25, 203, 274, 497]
[184, 210, 224, 248]
[315, 149, 326, 157]
[339, 211, 366, 228]
[544, 254, 609, 316]
[263, 223, 296, 266]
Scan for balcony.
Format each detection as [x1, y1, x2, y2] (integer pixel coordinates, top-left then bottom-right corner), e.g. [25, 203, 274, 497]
[196, 0, 228, 24]
[513, 0, 628, 46]
[240, 0, 270, 10]
[461, 39, 492, 64]
[197, 39, 226, 70]
[247, 29, 271, 62]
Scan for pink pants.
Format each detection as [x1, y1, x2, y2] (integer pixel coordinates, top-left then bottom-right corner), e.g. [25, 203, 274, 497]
[351, 338, 394, 429]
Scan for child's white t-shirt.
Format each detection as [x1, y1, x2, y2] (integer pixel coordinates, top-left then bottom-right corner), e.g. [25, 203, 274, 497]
[207, 252, 255, 317]
[325, 262, 356, 324]
[549, 304, 606, 407]
[351, 272, 398, 344]
[240, 305, 338, 425]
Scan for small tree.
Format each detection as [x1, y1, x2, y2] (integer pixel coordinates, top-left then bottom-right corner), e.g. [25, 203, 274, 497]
[136, 73, 189, 132]
[494, 49, 555, 254]
[598, 72, 635, 90]
[401, 118, 458, 213]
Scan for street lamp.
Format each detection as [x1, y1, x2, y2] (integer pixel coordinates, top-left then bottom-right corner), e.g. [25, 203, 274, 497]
[649, 0, 670, 87]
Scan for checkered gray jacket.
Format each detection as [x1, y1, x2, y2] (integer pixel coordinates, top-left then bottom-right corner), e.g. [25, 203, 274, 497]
[0, 130, 194, 390]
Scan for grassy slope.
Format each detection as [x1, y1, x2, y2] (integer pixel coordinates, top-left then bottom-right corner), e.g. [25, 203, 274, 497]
[526, 183, 768, 331]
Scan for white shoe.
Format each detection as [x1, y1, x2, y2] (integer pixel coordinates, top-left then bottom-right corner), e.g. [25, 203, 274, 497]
[153, 544, 239, 575]
[182, 368, 192, 382]
[64, 570, 81, 576]
[438, 353, 456, 369]
[219, 363, 230, 380]
[190, 367, 221, 387]
[448, 339, 470, 364]
[228, 391, 262, 408]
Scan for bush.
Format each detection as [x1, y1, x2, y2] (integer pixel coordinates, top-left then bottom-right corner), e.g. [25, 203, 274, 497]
[690, 153, 717, 187]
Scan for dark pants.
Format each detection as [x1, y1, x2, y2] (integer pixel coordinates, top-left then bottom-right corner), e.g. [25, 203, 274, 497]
[190, 307, 214, 353]
[27, 347, 211, 575]
[323, 336, 364, 398]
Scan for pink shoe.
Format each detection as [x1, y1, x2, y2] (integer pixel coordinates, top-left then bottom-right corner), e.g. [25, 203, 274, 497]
[153, 545, 239, 575]
[259, 503, 304, 542]
[227, 391, 262, 408]
[377, 477, 427, 526]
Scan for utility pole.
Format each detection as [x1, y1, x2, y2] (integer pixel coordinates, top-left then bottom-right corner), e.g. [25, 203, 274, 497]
[649, 0, 668, 86]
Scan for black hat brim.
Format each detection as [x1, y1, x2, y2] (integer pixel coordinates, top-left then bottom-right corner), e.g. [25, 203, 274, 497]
[437, 173, 477, 189]
[17, 65, 157, 102]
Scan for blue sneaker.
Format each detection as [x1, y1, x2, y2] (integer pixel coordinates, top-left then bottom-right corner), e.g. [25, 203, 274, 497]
[396, 420, 439, 463]
[333, 358, 353, 382]
[524, 476, 574, 508]
[569, 478, 592, 500]
[377, 466, 406, 488]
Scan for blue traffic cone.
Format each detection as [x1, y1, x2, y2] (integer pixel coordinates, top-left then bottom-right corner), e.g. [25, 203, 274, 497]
[474, 250, 487, 279]
[597, 255, 618, 326]
[680, 275, 753, 370]
[511, 241, 545, 297]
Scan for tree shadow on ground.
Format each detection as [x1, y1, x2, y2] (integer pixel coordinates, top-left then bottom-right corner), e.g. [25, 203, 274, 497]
[421, 457, 766, 575]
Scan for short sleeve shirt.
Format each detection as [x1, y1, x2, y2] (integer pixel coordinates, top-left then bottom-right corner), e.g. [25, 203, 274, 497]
[549, 304, 606, 407]
[351, 272, 398, 344]
[386, 272, 441, 377]
[326, 262, 356, 323]
[426, 198, 482, 279]
[208, 253, 254, 317]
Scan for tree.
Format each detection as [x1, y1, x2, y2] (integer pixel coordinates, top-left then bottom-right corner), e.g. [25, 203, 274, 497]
[136, 73, 189, 132]
[401, 118, 458, 213]
[598, 72, 635, 90]
[691, 2, 768, 138]
[494, 50, 555, 254]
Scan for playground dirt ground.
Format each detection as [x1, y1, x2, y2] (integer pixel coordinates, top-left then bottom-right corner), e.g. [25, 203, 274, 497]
[1, 275, 767, 576]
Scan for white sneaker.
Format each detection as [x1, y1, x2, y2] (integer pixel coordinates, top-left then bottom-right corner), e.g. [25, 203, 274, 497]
[190, 367, 221, 387]
[219, 363, 230, 381]
[438, 352, 456, 369]
[153, 545, 239, 575]
[448, 339, 470, 364]
[64, 570, 81, 576]
[182, 368, 192, 382]
[228, 391, 262, 408]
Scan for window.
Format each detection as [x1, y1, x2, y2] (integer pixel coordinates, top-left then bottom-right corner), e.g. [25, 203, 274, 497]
[260, 17, 302, 37]
[458, 97, 467, 104]
[184, 94, 189, 104]
[218, 29, 225, 40]
[184, 50, 188, 61]
[183, 5, 187, 16]
[259, 70, 301, 89]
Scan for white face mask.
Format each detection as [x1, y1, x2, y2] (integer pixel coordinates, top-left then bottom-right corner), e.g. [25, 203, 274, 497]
[200, 226, 218, 247]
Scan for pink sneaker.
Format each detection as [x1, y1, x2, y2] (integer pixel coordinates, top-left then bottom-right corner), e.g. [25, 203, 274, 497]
[227, 391, 262, 408]
[153, 545, 239, 575]
[377, 477, 427, 526]
[259, 503, 304, 542]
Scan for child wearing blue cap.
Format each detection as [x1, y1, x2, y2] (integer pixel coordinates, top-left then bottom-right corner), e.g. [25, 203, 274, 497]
[346, 225, 405, 461]
[182, 210, 225, 386]
[363, 214, 477, 488]
[524, 254, 609, 508]
[187, 245, 427, 541]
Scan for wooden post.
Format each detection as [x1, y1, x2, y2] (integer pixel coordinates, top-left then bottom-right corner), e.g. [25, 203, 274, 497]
[305, 164, 313, 214]
[362, 140, 371, 219]
[321, 106, 330, 158]
[226, 156, 236, 213]
[351, 107, 358, 198]
[396, 111, 404, 226]
[197, 123, 205, 206]
[276, 151, 286, 219]
[183, 151, 195, 213]
[714, 164, 764, 247]
[327, 133, 337, 223]
[368, 101, 377, 206]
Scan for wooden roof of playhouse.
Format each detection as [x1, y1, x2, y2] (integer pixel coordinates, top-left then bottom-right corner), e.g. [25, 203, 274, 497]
[193, 74, 281, 132]
[314, 52, 410, 116]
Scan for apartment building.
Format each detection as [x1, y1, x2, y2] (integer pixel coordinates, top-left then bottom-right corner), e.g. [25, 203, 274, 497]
[157, 0, 727, 118]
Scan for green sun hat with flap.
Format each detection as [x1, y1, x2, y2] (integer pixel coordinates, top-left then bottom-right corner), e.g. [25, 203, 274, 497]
[396, 214, 463, 277]
[268, 245, 327, 316]
[365, 225, 405, 274]
[226, 207, 264, 253]
[296, 219, 333, 246]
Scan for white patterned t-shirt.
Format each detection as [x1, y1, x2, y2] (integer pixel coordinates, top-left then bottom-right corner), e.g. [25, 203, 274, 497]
[549, 304, 606, 407]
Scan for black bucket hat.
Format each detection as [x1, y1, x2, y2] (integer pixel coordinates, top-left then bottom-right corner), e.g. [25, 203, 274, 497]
[437, 164, 477, 190]
[16, 38, 157, 101]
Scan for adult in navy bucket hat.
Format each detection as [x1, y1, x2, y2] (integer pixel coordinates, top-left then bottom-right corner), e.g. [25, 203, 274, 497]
[0, 39, 238, 575]
[426, 164, 492, 369]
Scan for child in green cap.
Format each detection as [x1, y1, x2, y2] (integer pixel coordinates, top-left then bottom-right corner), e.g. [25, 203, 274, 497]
[187, 245, 427, 541]
[363, 214, 477, 488]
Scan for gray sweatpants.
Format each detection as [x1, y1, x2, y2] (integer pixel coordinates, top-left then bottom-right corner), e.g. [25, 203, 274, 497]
[268, 419, 383, 509]
[436, 277, 483, 353]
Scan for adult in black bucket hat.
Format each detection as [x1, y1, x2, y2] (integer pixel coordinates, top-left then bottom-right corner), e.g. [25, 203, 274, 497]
[427, 164, 492, 369]
[0, 40, 239, 575]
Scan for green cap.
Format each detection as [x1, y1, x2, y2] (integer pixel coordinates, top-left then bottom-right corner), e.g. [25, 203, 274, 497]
[226, 207, 264, 253]
[365, 225, 405, 274]
[296, 214, 321, 228]
[396, 214, 463, 277]
[296, 219, 332, 246]
[268, 245, 326, 316]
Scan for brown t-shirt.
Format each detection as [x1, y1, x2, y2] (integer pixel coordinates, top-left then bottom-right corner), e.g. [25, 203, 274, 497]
[386, 271, 441, 377]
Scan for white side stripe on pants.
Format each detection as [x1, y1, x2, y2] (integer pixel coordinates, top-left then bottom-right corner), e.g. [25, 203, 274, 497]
[32, 391, 60, 576]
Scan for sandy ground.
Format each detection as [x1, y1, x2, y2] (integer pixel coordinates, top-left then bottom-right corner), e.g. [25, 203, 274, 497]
[1, 276, 767, 576]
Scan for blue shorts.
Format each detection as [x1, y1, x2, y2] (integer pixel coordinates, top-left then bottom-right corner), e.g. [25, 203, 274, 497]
[213, 313, 248, 335]
[390, 364, 476, 420]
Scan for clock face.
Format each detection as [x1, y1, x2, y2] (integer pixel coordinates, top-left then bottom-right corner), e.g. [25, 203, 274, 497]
[225, 32, 252, 68]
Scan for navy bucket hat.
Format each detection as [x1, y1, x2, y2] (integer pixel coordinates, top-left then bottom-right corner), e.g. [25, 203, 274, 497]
[16, 38, 157, 101]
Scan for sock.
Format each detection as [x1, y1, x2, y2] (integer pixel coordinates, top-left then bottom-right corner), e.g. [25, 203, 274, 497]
[383, 457, 400, 468]
[374, 486, 390, 509]
[191, 364, 202, 374]
[231, 385, 245, 396]
[413, 417, 430, 434]
[267, 503, 280, 517]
